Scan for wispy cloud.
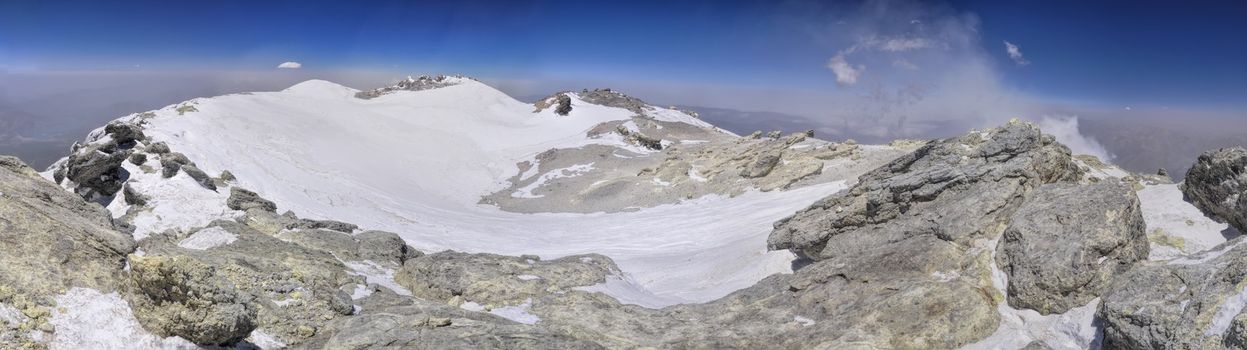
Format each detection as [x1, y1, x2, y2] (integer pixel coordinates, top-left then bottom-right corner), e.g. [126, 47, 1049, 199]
[277, 61, 302, 69]
[1003, 41, 1030, 66]
[827, 54, 864, 86]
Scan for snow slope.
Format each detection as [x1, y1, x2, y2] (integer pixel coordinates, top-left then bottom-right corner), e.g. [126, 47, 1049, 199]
[128, 79, 822, 306]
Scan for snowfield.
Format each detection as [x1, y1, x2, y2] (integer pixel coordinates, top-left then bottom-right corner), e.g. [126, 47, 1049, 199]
[131, 79, 827, 306]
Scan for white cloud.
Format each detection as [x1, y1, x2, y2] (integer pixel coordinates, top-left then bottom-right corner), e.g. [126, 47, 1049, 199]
[1004, 41, 1030, 66]
[827, 54, 864, 86]
[1037, 116, 1113, 161]
[277, 61, 302, 69]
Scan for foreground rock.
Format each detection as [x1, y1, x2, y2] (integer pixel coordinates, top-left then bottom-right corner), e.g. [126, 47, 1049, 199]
[759, 120, 1084, 347]
[0, 156, 136, 347]
[1099, 239, 1247, 349]
[396, 251, 619, 306]
[302, 288, 604, 349]
[996, 180, 1149, 314]
[1183, 147, 1247, 233]
[131, 220, 368, 345]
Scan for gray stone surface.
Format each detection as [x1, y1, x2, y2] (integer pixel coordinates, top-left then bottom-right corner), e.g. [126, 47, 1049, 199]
[301, 288, 604, 350]
[769, 120, 1083, 260]
[1098, 239, 1247, 349]
[1183, 146, 1247, 233]
[996, 181, 1149, 314]
[0, 155, 136, 347]
[180, 164, 216, 190]
[128, 255, 258, 345]
[355, 75, 464, 99]
[227, 187, 277, 212]
[135, 220, 356, 345]
[396, 251, 617, 306]
[104, 122, 146, 145]
[287, 218, 358, 233]
[62, 141, 131, 199]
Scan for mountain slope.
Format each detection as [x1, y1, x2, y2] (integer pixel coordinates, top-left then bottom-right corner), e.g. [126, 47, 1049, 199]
[44, 77, 906, 308]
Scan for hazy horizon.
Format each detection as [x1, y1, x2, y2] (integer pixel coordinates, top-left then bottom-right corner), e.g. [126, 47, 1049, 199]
[2, 0, 1244, 174]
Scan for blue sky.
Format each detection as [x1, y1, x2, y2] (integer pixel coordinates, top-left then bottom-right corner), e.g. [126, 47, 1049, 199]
[1, 0, 1244, 118]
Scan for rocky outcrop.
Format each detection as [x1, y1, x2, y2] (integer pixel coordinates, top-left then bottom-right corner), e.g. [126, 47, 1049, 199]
[301, 288, 604, 349]
[159, 152, 191, 178]
[287, 218, 358, 233]
[355, 75, 465, 99]
[278, 229, 419, 266]
[750, 121, 1085, 347]
[1183, 147, 1247, 233]
[128, 255, 258, 345]
[741, 151, 781, 178]
[1098, 240, 1247, 349]
[133, 220, 357, 345]
[104, 122, 146, 145]
[577, 88, 649, 115]
[395, 251, 617, 306]
[0, 156, 136, 347]
[226, 187, 277, 212]
[996, 181, 1149, 314]
[769, 120, 1083, 260]
[60, 141, 132, 199]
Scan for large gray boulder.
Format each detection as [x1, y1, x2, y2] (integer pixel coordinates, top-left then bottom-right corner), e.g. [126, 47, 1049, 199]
[1098, 240, 1247, 349]
[226, 187, 277, 212]
[769, 120, 1083, 260]
[1183, 147, 1247, 233]
[61, 142, 131, 199]
[996, 181, 1149, 314]
[747, 121, 1085, 348]
[133, 220, 356, 346]
[128, 255, 258, 345]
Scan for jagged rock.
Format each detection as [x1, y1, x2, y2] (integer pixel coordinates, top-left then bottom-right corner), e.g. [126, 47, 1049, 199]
[750, 121, 1084, 348]
[159, 152, 192, 179]
[577, 88, 648, 115]
[128, 152, 147, 165]
[63, 142, 131, 198]
[122, 183, 148, 206]
[136, 220, 356, 345]
[1183, 147, 1247, 233]
[1157, 167, 1169, 177]
[748, 130, 762, 139]
[355, 75, 464, 99]
[769, 120, 1083, 260]
[996, 181, 1149, 314]
[395, 251, 616, 306]
[227, 187, 276, 212]
[181, 165, 216, 190]
[104, 122, 146, 145]
[741, 152, 781, 178]
[239, 208, 298, 235]
[766, 130, 782, 139]
[128, 255, 258, 345]
[301, 288, 604, 349]
[554, 94, 572, 116]
[0, 156, 135, 346]
[1098, 240, 1247, 349]
[287, 218, 358, 233]
[521, 234, 999, 349]
[356, 230, 422, 266]
[146, 142, 171, 154]
[219, 170, 236, 182]
[277, 229, 417, 267]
